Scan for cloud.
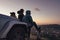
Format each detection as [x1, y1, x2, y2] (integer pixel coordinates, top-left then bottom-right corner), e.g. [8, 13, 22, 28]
[34, 8, 40, 11]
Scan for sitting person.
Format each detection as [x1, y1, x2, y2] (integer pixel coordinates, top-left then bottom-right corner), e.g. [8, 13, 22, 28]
[17, 9, 24, 21]
[10, 12, 16, 18]
[22, 10, 39, 40]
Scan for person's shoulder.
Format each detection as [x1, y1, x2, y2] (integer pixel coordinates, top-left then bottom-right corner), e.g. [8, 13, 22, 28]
[30, 16, 32, 18]
[23, 15, 26, 18]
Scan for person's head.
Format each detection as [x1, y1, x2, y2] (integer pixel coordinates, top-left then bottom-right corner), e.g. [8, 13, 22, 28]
[10, 12, 15, 16]
[10, 12, 16, 18]
[26, 10, 31, 16]
[17, 9, 24, 15]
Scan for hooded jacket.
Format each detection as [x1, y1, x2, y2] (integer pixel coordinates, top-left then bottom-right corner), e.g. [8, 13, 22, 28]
[22, 12, 33, 27]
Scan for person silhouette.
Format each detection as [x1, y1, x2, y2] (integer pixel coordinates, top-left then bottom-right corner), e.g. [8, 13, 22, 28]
[17, 9, 24, 21]
[10, 12, 16, 18]
[17, 9, 27, 40]
[22, 10, 39, 40]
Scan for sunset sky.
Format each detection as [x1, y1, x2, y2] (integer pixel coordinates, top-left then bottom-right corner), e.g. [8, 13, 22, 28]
[0, 0, 60, 25]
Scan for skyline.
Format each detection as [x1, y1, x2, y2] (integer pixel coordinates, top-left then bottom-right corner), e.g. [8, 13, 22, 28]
[0, 0, 60, 25]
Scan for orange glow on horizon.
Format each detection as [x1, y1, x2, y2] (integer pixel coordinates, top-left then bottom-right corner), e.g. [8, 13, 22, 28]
[33, 18, 60, 25]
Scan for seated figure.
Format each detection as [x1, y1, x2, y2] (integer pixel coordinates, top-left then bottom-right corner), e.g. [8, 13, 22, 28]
[22, 10, 39, 40]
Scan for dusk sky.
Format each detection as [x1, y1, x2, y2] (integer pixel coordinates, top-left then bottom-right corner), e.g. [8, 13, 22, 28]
[0, 0, 60, 25]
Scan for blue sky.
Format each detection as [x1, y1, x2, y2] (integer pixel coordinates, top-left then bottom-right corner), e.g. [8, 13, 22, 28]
[0, 0, 60, 25]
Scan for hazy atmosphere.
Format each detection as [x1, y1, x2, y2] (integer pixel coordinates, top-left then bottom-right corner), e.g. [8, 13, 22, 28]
[0, 0, 60, 25]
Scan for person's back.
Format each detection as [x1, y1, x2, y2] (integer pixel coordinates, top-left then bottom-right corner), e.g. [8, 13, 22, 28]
[17, 9, 24, 21]
[22, 10, 33, 27]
